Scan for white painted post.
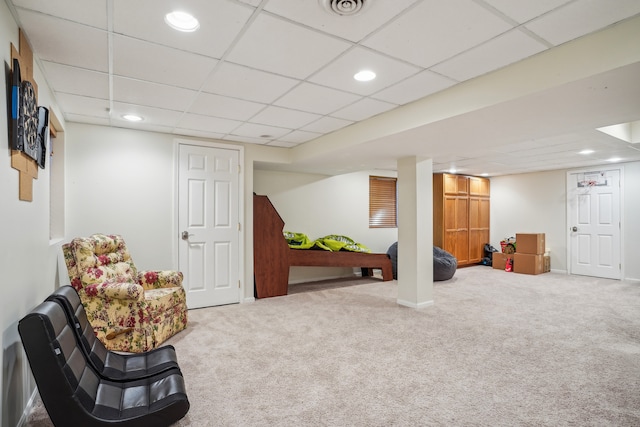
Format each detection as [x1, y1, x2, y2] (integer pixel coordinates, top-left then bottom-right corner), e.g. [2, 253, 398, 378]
[397, 157, 434, 308]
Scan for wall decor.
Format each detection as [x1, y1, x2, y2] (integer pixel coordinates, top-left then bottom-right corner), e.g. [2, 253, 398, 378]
[36, 106, 50, 169]
[9, 29, 40, 202]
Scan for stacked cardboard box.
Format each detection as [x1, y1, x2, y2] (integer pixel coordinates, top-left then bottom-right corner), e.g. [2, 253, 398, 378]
[514, 233, 549, 275]
[492, 252, 514, 270]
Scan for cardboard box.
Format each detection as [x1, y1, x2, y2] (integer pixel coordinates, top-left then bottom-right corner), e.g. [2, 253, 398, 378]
[516, 233, 545, 255]
[492, 253, 514, 270]
[543, 255, 550, 273]
[514, 253, 546, 275]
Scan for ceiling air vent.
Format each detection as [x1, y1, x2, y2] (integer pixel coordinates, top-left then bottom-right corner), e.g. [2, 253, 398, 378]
[320, 0, 370, 16]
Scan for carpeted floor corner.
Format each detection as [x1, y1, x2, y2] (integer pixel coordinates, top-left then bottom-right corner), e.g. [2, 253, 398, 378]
[26, 267, 640, 426]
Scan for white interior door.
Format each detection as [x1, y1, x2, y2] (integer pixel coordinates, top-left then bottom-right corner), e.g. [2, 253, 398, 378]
[567, 169, 621, 279]
[178, 143, 240, 308]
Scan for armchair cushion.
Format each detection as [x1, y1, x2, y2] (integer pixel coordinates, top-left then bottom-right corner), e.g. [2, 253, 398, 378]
[138, 270, 184, 290]
[84, 282, 144, 301]
[63, 234, 188, 353]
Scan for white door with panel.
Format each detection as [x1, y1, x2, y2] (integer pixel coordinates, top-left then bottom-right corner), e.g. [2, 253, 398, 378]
[178, 144, 240, 309]
[568, 169, 621, 279]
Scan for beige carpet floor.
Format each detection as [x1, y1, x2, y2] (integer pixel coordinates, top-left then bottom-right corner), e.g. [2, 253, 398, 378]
[26, 266, 640, 426]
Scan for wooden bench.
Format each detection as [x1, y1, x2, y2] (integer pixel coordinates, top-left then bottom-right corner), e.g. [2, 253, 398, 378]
[253, 194, 393, 298]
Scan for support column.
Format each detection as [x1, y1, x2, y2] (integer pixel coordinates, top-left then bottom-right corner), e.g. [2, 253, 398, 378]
[397, 157, 434, 308]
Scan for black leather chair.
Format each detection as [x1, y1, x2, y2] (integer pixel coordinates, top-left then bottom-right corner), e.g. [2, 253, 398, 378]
[47, 286, 180, 381]
[18, 301, 190, 427]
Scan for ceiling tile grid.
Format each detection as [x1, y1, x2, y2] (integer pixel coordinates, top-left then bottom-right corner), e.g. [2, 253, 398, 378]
[6, 0, 640, 176]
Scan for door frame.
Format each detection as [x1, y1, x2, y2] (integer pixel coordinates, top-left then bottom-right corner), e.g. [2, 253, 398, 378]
[565, 165, 624, 279]
[173, 138, 245, 303]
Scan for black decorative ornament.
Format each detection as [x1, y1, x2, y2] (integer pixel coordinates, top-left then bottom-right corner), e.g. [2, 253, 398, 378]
[36, 106, 49, 169]
[19, 80, 39, 161]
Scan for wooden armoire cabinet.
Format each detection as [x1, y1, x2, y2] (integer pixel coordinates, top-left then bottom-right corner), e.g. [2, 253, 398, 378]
[433, 173, 490, 266]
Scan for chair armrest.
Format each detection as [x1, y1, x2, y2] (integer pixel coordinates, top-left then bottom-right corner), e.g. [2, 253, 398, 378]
[84, 282, 144, 301]
[138, 270, 184, 290]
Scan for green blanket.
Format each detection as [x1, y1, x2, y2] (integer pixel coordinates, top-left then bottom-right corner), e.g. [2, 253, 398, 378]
[283, 231, 371, 253]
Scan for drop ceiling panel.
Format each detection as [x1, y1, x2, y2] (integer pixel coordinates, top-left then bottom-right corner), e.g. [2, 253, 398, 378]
[308, 46, 421, 95]
[301, 116, 353, 134]
[55, 94, 110, 119]
[237, 0, 261, 6]
[431, 29, 548, 82]
[113, 0, 254, 59]
[201, 63, 300, 104]
[177, 113, 242, 134]
[372, 70, 456, 105]
[15, 9, 109, 72]
[223, 135, 270, 145]
[274, 82, 362, 115]
[64, 114, 110, 127]
[187, 92, 265, 121]
[42, 62, 109, 99]
[112, 35, 219, 89]
[13, 0, 107, 28]
[481, 0, 572, 24]
[362, 0, 513, 68]
[118, 122, 175, 135]
[173, 128, 226, 140]
[264, 0, 420, 42]
[277, 130, 322, 144]
[231, 123, 292, 139]
[111, 102, 185, 127]
[251, 106, 321, 129]
[331, 98, 396, 122]
[525, 0, 640, 45]
[113, 77, 198, 111]
[226, 13, 351, 79]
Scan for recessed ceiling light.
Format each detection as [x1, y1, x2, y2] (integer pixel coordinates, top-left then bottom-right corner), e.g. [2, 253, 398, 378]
[481, 173, 489, 177]
[354, 70, 376, 82]
[579, 149, 594, 155]
[607, 157, 622, 162]
[165, 11, 200, 32]
[122, 114, 143, 122]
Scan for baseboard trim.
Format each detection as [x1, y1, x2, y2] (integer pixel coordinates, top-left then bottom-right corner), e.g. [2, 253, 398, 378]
[397, 298, 434, 309]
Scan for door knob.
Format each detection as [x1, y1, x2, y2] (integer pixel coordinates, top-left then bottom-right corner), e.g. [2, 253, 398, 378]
[181, 231, 191, 240]
[571, 226, 578, 232]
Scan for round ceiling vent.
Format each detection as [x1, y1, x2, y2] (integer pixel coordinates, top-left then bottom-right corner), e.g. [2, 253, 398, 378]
[319, 0, 369, 16]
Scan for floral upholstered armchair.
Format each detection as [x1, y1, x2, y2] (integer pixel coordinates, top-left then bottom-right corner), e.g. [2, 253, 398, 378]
[62, 234, 188, 353]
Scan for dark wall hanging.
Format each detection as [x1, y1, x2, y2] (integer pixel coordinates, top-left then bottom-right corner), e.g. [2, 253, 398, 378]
[8, 29, 44, 202]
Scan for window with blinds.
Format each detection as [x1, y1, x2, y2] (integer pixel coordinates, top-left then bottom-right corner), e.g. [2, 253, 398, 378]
[369, 176, 397, 228]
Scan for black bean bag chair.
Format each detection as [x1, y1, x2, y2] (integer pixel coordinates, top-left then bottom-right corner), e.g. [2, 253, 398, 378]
[386, 242, 457, 281]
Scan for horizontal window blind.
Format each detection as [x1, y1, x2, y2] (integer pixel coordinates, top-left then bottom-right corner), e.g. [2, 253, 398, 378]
[369, 176, 397, 228]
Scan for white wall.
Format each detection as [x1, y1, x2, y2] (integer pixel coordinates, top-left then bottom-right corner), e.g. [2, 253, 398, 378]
[254, 169, 398, 283]
[490, 163, 640, 281]
[621, 162, 640, 281]
[1, 5, 65, 425]
[65, 123, 178, 270]
[490, 170, 568, 272]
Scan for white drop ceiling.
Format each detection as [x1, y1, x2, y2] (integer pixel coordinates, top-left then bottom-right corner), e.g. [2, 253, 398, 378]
[5, 0, 640, 176]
